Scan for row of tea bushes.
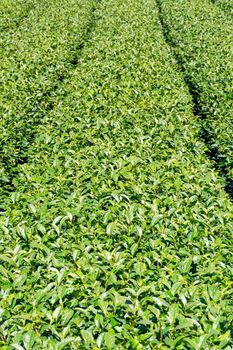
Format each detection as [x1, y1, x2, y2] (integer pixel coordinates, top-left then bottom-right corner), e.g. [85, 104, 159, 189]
[1, 0, 232, 347]
[0, 0, 96, 195]
[157, 0, 233, 181]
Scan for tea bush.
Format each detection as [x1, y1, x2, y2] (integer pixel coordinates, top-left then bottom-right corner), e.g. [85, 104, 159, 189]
[0, 0, 232, 348]
[0, 0, 96, 194]
[157, 0, 233, 181]
[0, 0, 37, 31]
[211, 0, 233, 15]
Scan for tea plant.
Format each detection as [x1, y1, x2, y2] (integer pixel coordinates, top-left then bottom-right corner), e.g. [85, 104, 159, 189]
[0, 0, 232, 348]
[0, 0, 36, 31]
[157, 0, 233, 182]
[211, 0, 233, 16]
[0, 0, 97, 196]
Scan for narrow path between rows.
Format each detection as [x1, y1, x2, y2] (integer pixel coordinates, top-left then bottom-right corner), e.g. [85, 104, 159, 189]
[68, 0, 102, 67]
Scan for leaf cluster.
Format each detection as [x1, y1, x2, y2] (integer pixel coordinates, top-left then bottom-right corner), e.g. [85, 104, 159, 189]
[211, 0, 233, 17]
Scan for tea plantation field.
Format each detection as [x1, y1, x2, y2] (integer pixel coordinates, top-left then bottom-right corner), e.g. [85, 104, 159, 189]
[0, 0, 232, 349]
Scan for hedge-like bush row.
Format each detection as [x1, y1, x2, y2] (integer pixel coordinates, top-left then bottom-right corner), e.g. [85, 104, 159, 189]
[157, 0, 233, 181]
[1, 0, 232, 348]
[0, 0, 96, 194]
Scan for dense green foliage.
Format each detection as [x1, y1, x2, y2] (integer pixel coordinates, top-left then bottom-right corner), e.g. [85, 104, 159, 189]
[212, 0, 233, 15]
[158, 0, 233, 180]
[0, 0, 95, 196]
[0, 0, 36, 31]
[0, 0, 232, 348]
